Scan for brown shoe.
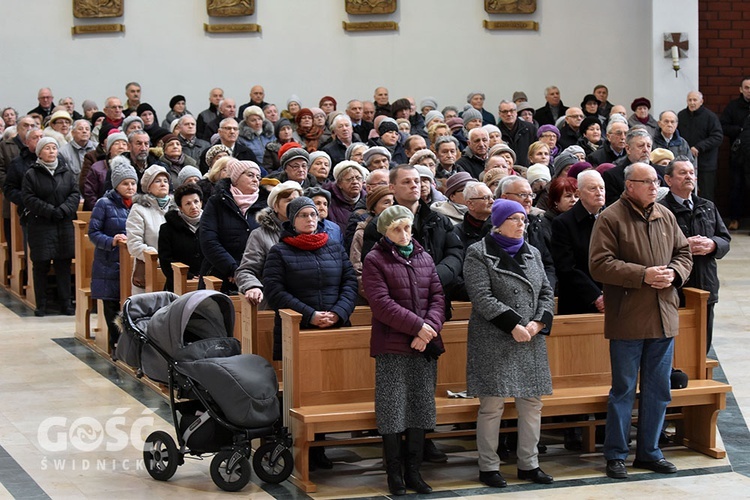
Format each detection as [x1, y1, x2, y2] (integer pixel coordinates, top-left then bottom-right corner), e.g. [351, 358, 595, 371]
[728, 219, 739, 231]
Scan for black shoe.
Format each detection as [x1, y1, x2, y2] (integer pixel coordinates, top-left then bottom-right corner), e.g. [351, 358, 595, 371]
[387, 473, 406, 496]
[423, 438, 447, 463]
[518, 467, 553, 484]
[479, 470, 507, 488]
[632, 458, 677, 474]
[606, 459, 628, 479]
[564, 428, 583, 451]
[34, 308, 46, 317]
[404, 471, 432, 494]
[61, 307, 75, 316]
[309, 447, 333, 470]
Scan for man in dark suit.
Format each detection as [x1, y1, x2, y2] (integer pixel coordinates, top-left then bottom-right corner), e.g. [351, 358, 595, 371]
[198, 118, 261, 174]
[28, 87, 54, 120]
[534, 86, 568, 126]
[551, 170, 606, 314]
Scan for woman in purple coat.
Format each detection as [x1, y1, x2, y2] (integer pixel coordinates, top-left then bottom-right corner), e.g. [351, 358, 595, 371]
[362, 205, 445, 496]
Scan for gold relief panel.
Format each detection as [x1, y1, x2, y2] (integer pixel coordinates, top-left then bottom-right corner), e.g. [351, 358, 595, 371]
[484, 0, 536, 14]
[73, 0, 123, 18]
[207, 0, 255, 17]
[345, 0, 397, 15]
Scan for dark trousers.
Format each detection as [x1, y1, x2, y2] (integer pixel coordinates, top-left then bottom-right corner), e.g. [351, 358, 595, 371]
[101, 299, 121, 351]
[730, 153, 744, 220]
[697, 170, 717, 203]
[32, 258, 72, 311]
[707, 302, 715, 355]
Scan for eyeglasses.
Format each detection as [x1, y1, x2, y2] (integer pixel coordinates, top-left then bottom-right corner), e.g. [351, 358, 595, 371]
[342, 175, 363, 184]
[469, 195, 493, 202]
[296, 212, 318, 219]
[609, 130, 627, 136]
[539, 133, 557, 139]
[107, 105, 124, 109]
[286, 162, 308, 170]
[506, 216, 528, 224]
[499, 109, 517, 114]
[568, 114, 584, 119]
[628, 178, 661, 187]
[220, 126, 239, 131]
[507, 192, 536, 200]
[243, 172, 261, 180]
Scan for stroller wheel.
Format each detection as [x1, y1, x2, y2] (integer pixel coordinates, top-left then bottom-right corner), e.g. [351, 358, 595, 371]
[143, 431, 180, 481]
[210, 450, 251, 492]
[253, 442, 294, 484]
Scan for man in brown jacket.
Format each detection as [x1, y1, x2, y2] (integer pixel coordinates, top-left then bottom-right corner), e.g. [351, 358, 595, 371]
[589, 162, 692, 480]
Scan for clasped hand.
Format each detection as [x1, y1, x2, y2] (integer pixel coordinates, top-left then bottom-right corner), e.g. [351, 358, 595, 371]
[644, 265, 675, 289]
[411, 323, 437, 352]
[310, 311, 339, 328]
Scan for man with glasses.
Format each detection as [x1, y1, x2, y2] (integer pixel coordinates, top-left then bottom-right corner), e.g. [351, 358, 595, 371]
[28, 88, 54, 120]
[103, 96, 124, 129]
[590, 162, 692, 480]
[204, 98, 238, 141]
[456, 181, 493, 250]
[603, 128, 654, 206]
[199, 117, 259, 173]
[497, 100, 537, 167]
[499, 176, 556, 289]
[588, 117, 628, 166]
[558, 107, 585, 150]
[274, 145, 317, 188]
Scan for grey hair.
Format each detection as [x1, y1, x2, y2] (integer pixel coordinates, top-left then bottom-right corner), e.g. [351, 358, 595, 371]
[2, 126, 16, 141]
[347, 99, 362, 108]
[688, 90, 704, 100]
[497, 175, 528, 196]
[498, 99, 516, 110]
[467, 127, 489, 142]
[331, 113, 352, 130]
[606, 115, 628, 133]
[463, 181, 487, 200]
[577, 169, 603, 187]
[658, 109, 678, 121]
[25, 127, 42, 140]
[544, 86, 559, 96]
[128, 129, 149, 142]
[441, 105, 459, 115]
[125, 81, 141, 90]
[625, 127, 652, 145]
[434, 135, 459, 151]
[178, 114, 196, 125]
[664, 155, 693, 176]
[72, 119, 90, 130]
[58, 97, 74, 105]
[219, 117, 237, 128]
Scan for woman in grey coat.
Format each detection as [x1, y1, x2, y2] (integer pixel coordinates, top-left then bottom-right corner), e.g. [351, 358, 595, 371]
[234, 180, 302, 308]
[464, 198, 555, 489]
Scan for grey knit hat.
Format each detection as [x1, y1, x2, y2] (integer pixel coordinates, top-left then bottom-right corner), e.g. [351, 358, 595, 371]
[553, 151, 579, 177]
[309, 150, 331, 166]
[345, 142, 367, 161]
[35, 137, 58, 156]
[122, 115, 143, 132]
[177, 166, 202, 187]
[377, 205, 414, 235]
[461, 108, 483, 125]
[363, 146, 391, 167]
[424, 110, 444, 128]
[110, 156, 137, 189]
[467, 91, 485, 103]
[420, 97, 438, 111]
[280, 147, 310, 170]
[286, 195, 318, 223]
[106, 132, 128, 154]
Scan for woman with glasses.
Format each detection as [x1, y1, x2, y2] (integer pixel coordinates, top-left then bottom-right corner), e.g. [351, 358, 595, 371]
[126, 164, 176, 295]
[536, 125, 560, 162]
[199, 159, 268, 293]
[324, 160, 368, 232]
[464, 198, 555, 489]
[263, 196, 358, 469]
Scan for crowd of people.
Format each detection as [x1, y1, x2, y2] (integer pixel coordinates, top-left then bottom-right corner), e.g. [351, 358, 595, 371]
[0, 79, 737, 493]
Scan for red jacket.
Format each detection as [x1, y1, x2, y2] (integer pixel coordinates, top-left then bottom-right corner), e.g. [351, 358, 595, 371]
[363, 238, 445, 356]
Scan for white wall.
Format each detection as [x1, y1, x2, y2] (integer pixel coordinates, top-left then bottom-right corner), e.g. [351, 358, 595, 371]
[0, 0, 695, 121]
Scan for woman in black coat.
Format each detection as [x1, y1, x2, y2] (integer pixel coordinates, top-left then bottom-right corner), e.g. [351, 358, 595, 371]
[158, 183, 204, 292]
[22, 137, 80, 316]
[199, 160, 268, 293]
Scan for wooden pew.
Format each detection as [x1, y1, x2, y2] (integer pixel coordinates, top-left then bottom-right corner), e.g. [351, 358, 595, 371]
[0, 193, 9, 289]
[117, 241, 133, 308]
[143, 250, 166, 293]
[281, 288, 730, 493]
[73, 218, 96, 342]
[8, 203, 29, 304]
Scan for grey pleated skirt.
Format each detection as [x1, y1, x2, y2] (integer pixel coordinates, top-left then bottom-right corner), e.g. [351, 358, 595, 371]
[375, 353, 437, 434]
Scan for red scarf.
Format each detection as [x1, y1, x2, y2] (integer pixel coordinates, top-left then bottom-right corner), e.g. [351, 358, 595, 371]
[122, 197, 133, 209]
[282, 232, 329, 251]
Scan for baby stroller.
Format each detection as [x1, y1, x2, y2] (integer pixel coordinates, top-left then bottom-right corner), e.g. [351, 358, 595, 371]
[117, 290, 293, 492]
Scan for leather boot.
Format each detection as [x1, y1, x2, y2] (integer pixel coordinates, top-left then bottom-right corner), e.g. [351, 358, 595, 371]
[382, 433, 406, 496]
[404, 428, 432, 494]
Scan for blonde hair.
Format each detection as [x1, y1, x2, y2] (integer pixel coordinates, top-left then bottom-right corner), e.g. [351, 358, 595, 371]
[527, 141, 550, 159]
[428, 122, 451, 149]
[208, 156, 232, 183]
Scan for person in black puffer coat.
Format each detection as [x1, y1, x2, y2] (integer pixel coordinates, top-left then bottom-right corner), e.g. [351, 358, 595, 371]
[159, 183, 204, 292]
[22, 137, 80, 316]
[199, 160, 268, 293]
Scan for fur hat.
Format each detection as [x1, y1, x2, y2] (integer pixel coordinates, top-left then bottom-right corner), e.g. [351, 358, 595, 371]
[377, 205, 413, 235]
[140, 164, 169, 192]
[280, 147, 310, 170]
[205, 144, 232, 168]
[110, 156, 137, 189]
[409, 149, 437, 166]
[286, 195, 317, 223]
[169, 95, 186, 110]
[483, 167, 509, 188]
[461, 108, 483, 125]
[363, 146, 391, 167]
[526, 163, 552, 186]
[333, 160, 369, 182]
[242, 105, 264, 120]
[444, 171, 473, 198]
[106, 132, 128, 154]
[631, 97, 651, 111]
[267, 180, 303, 209]
[491, 198, 525, 227]
[366, 185, 392, 213]
[177, 166, 202, 187]
[35, 136, 58, 156]
[226, 159, 260, 185]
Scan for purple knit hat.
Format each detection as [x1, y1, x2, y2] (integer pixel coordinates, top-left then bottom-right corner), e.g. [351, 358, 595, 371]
[491, 198, 525, 227]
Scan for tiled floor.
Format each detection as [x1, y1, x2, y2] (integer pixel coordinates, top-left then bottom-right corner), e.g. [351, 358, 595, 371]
[0, 231, 749, 499]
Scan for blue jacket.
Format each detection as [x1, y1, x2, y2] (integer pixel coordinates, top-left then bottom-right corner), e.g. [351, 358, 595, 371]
[89, 189, 130, 301]
[263, 222, 358, 359]
[199, 178, 268, 291]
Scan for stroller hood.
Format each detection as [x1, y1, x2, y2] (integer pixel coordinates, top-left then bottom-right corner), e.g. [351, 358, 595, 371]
[116, 292, 179, 368]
